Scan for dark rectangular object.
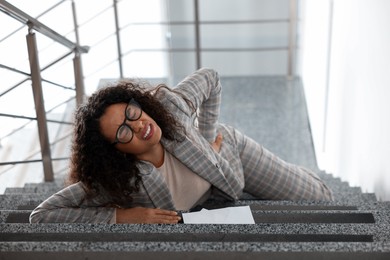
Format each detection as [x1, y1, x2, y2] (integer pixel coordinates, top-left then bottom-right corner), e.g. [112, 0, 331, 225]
[252, 212, 375, 223]
[249, 205, 358, 211]
[5, 212, 375, 224]
[0, 232, 373, 243]
[5, 212, 31, 223]
[2, 252, 390, 260]
[17, 204, 39, 210]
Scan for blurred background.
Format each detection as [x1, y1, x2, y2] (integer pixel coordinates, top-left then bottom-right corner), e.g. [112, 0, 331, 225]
[1, 0, 389, 200]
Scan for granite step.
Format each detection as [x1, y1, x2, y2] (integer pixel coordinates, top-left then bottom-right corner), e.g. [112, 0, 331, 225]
[362, 193, 378, 202]
[0, 188, 377, 211]
[19, 171, 367, 197]
[0, 203, 377, 224]
[0, 203, 385, 240]
[1, 199, 389, 256]
[24, 181, 64, 188]
[1, 245, 389, 260]
[1, 200, 384, 224]
[0, 193, 375, 212]
[0, 229, 375, 243]
[316, 172, 369, 199]
[5, 171, 365, 203]
[0, 194, 50, 210]
[0, 200, 388, 253]
[4, 186, 62, 195]
[23, 181, 65, 190]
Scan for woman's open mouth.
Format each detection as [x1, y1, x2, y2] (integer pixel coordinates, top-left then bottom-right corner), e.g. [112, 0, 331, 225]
[142, 124, 153, 140]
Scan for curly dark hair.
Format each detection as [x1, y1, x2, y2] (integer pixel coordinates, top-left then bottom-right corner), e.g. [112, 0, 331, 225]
[67, 81, 185, 206]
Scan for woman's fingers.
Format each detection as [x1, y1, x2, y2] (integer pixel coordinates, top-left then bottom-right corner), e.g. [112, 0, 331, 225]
[211, 133, 223, 152]
[147, 208, 181, 223]
[116, 207, 181, 224]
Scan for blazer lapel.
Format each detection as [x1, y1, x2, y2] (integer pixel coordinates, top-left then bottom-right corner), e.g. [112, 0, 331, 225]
[136, 161, 175, 210]
[161, 136, 237, 200]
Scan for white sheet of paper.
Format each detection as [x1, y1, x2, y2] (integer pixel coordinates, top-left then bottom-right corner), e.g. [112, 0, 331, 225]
[182, 206, 255, 224]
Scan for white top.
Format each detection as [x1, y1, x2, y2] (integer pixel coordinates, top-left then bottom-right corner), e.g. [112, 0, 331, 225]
[157, 150, 211, 210]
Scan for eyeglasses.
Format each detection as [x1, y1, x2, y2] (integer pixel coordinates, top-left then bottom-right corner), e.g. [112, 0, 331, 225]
[111, 98, 142, 145]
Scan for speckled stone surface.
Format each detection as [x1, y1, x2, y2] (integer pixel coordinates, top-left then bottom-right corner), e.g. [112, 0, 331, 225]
[219, 76, 317, 170]
[1, 200, 390, 253]
[0, 194, 50, 210]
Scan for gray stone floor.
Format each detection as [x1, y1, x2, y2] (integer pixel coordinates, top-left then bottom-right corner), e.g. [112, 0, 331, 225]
[219, 75, 317, 170]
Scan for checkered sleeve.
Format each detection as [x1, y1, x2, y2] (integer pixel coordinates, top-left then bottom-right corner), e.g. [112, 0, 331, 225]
[174, 68, 222, 142]
[29, 182, 115, 224]
[234, 127, 334, 201]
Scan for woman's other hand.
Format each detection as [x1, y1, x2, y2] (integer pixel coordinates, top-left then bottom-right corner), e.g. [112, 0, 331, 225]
[211, 133, 223, 153]
[116, 207, 181, 224]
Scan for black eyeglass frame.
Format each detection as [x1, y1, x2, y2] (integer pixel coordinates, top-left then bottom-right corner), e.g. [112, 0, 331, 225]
[111, 98, 142, 145]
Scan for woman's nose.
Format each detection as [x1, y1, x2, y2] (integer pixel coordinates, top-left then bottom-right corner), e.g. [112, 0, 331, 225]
[128, 120, 143, 133]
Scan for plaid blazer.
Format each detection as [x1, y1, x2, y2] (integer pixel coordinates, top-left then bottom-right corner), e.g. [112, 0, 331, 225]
[30, 68, 333, 223]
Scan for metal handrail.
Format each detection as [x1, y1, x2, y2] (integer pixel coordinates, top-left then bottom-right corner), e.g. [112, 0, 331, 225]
[0, 0, 67, 42]
[0, 50, 76, 98]
[0, 0, 89, 53]
[0, 0, 88, 181]
[0, 130, 73, 175]
[0, 113, 73, 125]
[121, 19, 292, 28]
[0, 95, 75, 139]
[0, 77, 74, 98]
[123, 47, 288, 54]
[0, 64, 30, 77]
[0, 0, 297, 183]
[0, 157, 69, 167]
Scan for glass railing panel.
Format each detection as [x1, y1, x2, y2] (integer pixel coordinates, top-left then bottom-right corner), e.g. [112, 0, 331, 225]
[84, 62, 121, 94]
[78, 7, 116, 47]
[0, 67, 27, 95]
[164, 0, 194, 23]
[120, 24, 169, 51]
[167, 24, 196, 49]
[0, 160, 44, 192]
[201, 23, 289, 49]
[0, 11, 24, 40]
[0, 118, 41, 161]
[41, 60, 75, 90]
[74, 0, 113, 26]
[122, 51, 169, 78]
[35, 1, 75, 40]
[166, 51, 197, 83]
[0, 30, 30, 72]
[117, 0, 166, 24]
[41, 83, 74, 120]
[8, 0, 65, 18]
[199, 0, 290, 21]
[0, 80, 36, 118]
[202, 50, 288, 76]
[82, 35, 118, 80]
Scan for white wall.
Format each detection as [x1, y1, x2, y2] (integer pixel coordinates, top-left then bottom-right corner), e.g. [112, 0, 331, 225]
[300, 0, 390, 201]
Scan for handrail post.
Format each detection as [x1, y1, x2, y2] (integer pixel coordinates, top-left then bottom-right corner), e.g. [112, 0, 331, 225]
[288, 0, 297, 80]
[71, 0, 85, 106]
[194, 0, 201, 69]
[73, 51, 85, 106]
[113, 0, 124, 78]
[26, 26, 54, 181]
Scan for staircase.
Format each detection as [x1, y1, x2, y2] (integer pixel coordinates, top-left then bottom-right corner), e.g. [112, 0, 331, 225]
[1, 77, 390, 259]
[1, 170, 390, 259]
